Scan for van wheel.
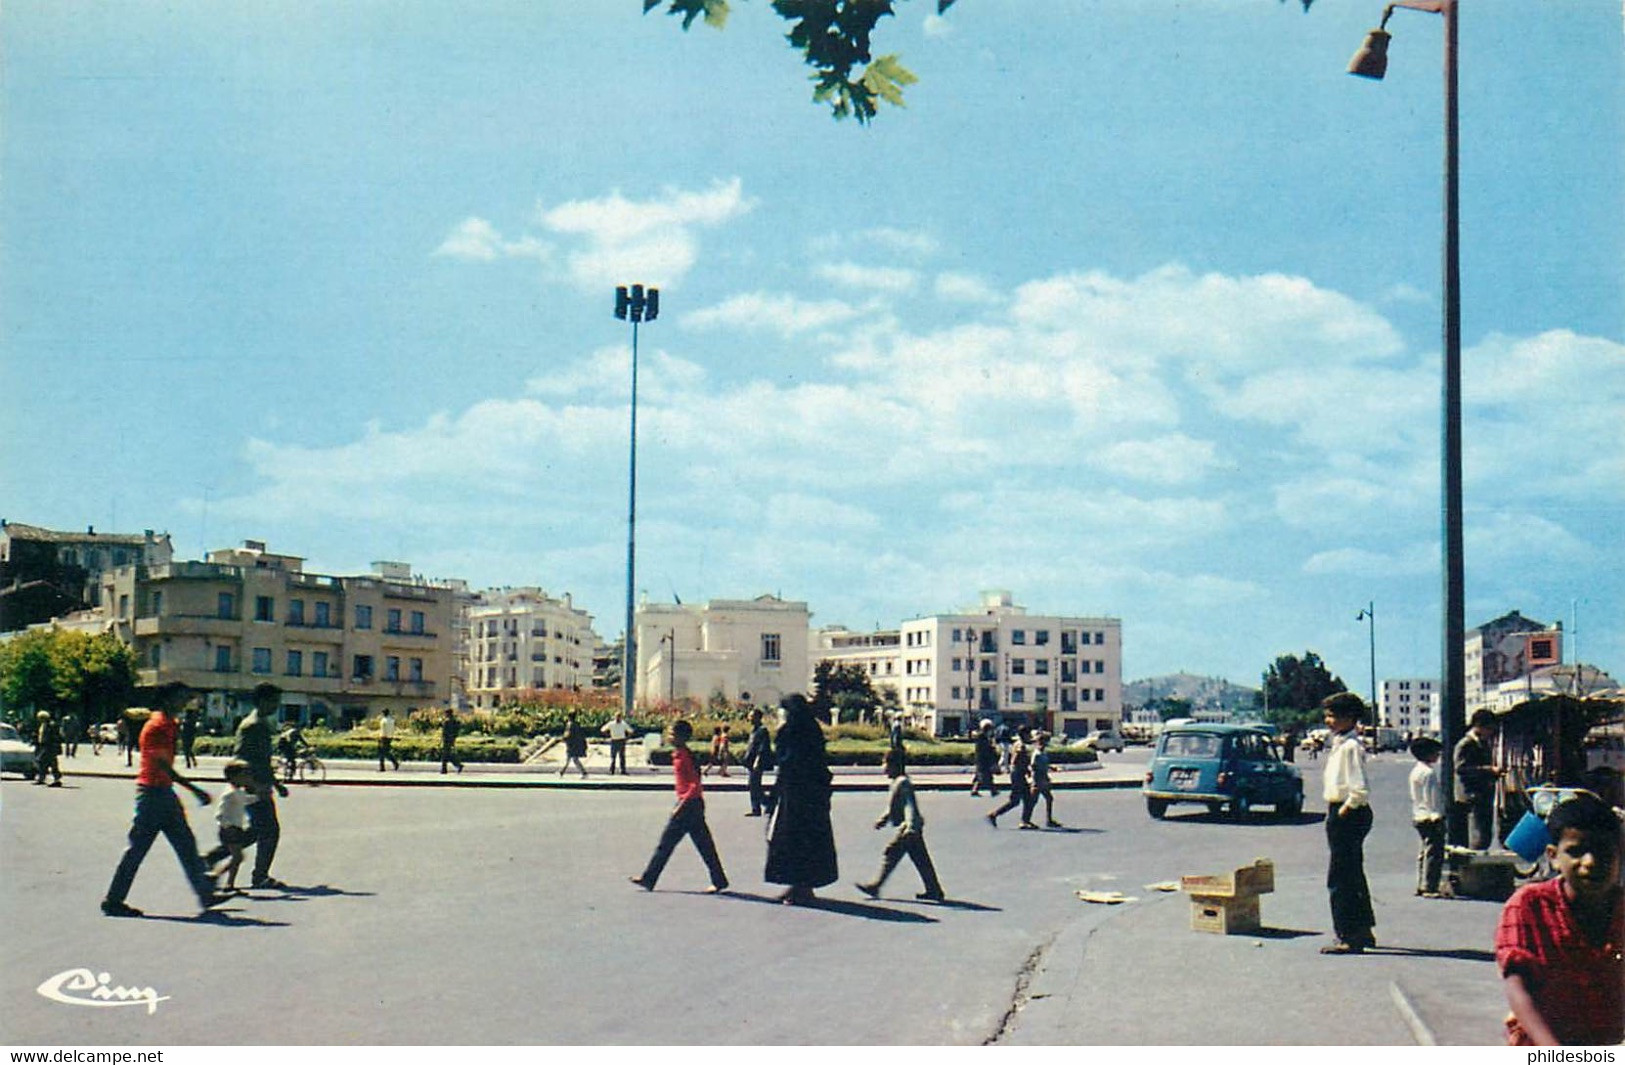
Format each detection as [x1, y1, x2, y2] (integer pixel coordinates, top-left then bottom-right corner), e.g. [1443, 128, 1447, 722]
[1278, 795, 1303, 819]
[1146, 798, 1169, 820]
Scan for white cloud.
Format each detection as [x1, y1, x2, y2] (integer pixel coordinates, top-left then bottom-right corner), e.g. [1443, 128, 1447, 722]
[682, 292, 867, 335]
[1093, 434, 1221, 485]
[934, 272, 1000, 304]
[433, 217, 550, 262]
[1302, 542, 1437, 576]
[815, 261, 918, 294]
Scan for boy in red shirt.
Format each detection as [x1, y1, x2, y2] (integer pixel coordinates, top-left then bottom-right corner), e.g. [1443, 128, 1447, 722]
[1494, 791, 1623, 1045]
[101, 683, 228, 917]
[630, 719, 729, 893]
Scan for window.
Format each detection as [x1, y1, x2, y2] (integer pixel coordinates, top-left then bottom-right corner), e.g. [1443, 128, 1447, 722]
[1035, 687, 1049, 703]
[251, 647, 272, 674]
[1012, 687, 1026, 703]
[409, 658, 423, 682]
[255, 596, 274, 622]
[385, 656, 400, 681]
[286, 650, 303, 676]
[118, 594, 130, 619]
[1081, 688, 1093, 702]
[355, 605, 373, 630]
[288, 599, 305, 625]
[1035, 659, 1050, 676]
[952, 658, 963, 672]
[1095, 632, 1106, 645]
[1012, 630, 1027, 645]
[214, 645, 232, 672]
[1061, 631, 1078, 654]
[1011, 659, 1027, 675]
[531, 668, 544, 686]
[952, 628, 962, 643]
[151, 591, 163, 616]
[217, 592, 235, 620]
[149, 645, 161, 668]
[313, 651, 330, 678]
[411, 611, 425, 635]
[352, 654, 374, 680]
[314, 601, 331, 627]
[762, 633, 781, 663]
[951, 686, 961, 700]
[1036, 630, 1050, 646]
[1095, 688, 1106, 701]
[387, 608, 402, 633]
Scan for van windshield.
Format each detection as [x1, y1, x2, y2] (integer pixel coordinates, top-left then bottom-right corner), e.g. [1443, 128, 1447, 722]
[1162, 733, 1221, 758]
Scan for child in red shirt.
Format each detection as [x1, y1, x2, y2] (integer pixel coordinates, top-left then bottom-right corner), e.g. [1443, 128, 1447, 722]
[1495, 792, 1623, 1045]
[630, 719, 729, 893]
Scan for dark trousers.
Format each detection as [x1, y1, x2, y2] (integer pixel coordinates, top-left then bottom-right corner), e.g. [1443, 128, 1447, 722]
[182, 738, 196, 768]
[991, 781, 1030, 822]
[106, 786, 214, 905]
[608, 739, 627, 775]
[440, 742, 462, 773]
[378, 737, 399, 770]
[1325, 802, 1375, 943]
[248, 789, 281, 883]
[640, 798, 728, 889]
[747, 768, 775, 815]
[869, 828, 943, 896]
[1413, 817, 1445, 894]
[35, 748, 61, 783]
[1450, 796, 1494, 850]
[971, 763, 998, 795]
[1024, 785, 1054, 824]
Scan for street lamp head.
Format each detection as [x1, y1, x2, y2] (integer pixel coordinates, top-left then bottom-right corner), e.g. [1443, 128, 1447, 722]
[614, 285, 630, 320]
[1348, 28, 1391, 79]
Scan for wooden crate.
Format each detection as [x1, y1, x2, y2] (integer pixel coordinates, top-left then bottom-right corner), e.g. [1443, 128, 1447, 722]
[1189, 894, 1262, 935]
[1180, 859, 1275, 899]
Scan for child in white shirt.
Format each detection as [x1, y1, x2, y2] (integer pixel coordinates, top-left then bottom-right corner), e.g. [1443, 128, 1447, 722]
[205, 759, 261, 891]
[1408, 737, 1445, 897]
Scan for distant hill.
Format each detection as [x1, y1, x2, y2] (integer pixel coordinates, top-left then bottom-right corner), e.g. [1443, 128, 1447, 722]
[1125, 672, 1259, 713]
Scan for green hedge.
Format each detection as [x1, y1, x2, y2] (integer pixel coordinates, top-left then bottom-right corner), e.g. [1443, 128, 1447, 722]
[647, 738, 1100, 768]
[194, 732, 524, 764]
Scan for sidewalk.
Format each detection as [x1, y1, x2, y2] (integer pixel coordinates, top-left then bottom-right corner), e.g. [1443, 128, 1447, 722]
[54, 747, 1146, 792]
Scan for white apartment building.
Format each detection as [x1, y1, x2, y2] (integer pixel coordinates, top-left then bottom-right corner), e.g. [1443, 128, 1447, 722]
[892, 591, 1122, 738]
[809, 626, 903, 702]
[636, 595, 810, 710]
[465, 588, 599, 710]
[1379, 677, 1438, 734]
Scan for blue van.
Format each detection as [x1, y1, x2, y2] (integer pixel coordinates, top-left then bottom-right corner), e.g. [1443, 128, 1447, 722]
[1143, 722, 1303, 820]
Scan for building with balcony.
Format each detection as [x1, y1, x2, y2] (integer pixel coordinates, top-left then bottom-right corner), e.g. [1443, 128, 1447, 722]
[1465, 610, 1562, 713]
[636, 595, 810, 710]
[1, 519, 172, 631]
[810, 626, 903, 704]
[1379, 677, 1438, 733]
[464, 587, 599, 710]
[98, 541, 458, 727]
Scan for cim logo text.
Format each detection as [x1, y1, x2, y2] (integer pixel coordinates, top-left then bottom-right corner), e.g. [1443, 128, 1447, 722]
[36, 969, 170, 1015]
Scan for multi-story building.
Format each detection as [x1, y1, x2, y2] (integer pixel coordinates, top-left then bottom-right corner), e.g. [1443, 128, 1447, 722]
[99, 541, 458, 727]
[1, 520, 173, 631]
[464, 587, 599, 710]
[1379, 677, 1438, 733]
[1485, 662, 1617, 713]
[809, 626, 903, 702]
[636, 595, 810, 710]
[880, 591, 1122, 738]
[1465, 610, 1562, 711]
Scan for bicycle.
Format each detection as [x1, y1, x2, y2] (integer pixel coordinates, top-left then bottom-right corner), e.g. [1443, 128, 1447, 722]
[280, 748, 327, 785]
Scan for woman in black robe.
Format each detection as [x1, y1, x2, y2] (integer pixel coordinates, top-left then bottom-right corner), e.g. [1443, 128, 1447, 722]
[764, 694, 837, 904]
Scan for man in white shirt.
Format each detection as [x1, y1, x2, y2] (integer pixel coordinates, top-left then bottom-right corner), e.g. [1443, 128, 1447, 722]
[1320, 692, 1376, 954]
[1407, 736, 1446, 897]
[601, 711, 633, 776]
[378, 709, 401, 772]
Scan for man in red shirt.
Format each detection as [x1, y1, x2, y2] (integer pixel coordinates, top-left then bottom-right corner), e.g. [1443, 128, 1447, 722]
[101, 683, 227, 918]
[1495, 792, 1623, 1045]
[630, 719, 729, 893]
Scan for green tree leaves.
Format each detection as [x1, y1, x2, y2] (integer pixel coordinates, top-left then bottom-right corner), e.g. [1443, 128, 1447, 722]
[0, 628, 136, 725]
[1260, 650, 1347, 730]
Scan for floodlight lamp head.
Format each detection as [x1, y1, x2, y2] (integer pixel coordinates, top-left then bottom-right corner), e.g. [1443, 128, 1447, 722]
[614, 286, 630, 320]
[1348, 28, 1391, 79]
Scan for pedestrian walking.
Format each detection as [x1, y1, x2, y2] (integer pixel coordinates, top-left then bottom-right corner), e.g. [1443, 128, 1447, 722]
[764, 693, 837, 906]
[235, 683, 290, 890]
[1408, 736, 1445, 897]
[1494, 792, 1623, 1046]
[706, 724, 731, 778]
[91, 718, 105, 757]
[100, 683, 227, 918]
[601, 710, 632, 775]
[559, 711, 587, 778]
[987, 728, 1035, 829]
[377, 708, 401, 771]
[203, 759, 261, 892]
[1319, 692, 1376, 954]
[179, 707, 199, 769]
[439, 708, 464, 774]
[855, 746, 945, 902]
[1026, 731, 1062, 828]
[969, 719, 998, 797]
[995, 721, 1014, 775]
[32, 711, 63, 786]
[742, 707, 774, 817]
[62, 711, 80, 759]
[117, 714, 134, 768]
[1452, 709, 1502, 850]
[629, 719, 729, 894]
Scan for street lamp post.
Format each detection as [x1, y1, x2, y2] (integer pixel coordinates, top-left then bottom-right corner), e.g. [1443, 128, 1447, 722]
[1356, 603, 1378, 732]
[613, 283, 659, 719]
[1348, 0, 1464, 839]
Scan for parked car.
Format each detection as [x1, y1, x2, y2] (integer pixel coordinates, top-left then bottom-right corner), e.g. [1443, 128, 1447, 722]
[1143, 722, 1303, 820]
[1081, 729, 1125, 754]
[0, 722, 38, 778]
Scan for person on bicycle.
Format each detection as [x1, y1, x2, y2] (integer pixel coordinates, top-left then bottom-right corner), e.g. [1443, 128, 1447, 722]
[277, 723, 308, 783]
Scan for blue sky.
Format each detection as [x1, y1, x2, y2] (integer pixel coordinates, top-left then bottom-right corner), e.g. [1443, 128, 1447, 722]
[3, 1, 1620, 690]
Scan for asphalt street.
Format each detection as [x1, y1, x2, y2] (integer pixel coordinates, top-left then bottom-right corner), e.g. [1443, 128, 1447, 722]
[1, 748, 1515, 1046]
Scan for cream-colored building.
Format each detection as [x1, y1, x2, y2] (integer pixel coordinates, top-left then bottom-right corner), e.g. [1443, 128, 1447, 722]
[99, 541, 458, 727]
[465, 587, 599, 710]
[636, 595, 810, 710]
[1379, 677, 1438, 733]
[890, 591, 1123, 738]
[810, 626, 903, 703]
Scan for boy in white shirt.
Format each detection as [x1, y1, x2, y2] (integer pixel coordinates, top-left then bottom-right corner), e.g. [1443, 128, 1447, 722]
[1408, 737, 1445, 898]
[205, 759, 261, 892]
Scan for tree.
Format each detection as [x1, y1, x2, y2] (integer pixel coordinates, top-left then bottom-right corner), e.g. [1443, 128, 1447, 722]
[1260, 651, 1347, 731]
[645, 0, 1318, 124]
[0, 628, 137, 727]
[1145, 695, 1194, 723]
[811, 659, 878, 722]
[0, 629, 57, 724]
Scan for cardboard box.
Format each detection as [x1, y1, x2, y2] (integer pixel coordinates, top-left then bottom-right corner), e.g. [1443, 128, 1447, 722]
[1189, 894, 1261, 935]
[1180, 859, 1275, 899]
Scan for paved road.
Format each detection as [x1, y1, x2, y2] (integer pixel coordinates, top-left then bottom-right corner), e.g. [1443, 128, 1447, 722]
[0, 750, 1513, 1046]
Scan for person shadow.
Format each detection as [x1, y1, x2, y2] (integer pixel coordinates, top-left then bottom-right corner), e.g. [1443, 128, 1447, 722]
[694, 890, 938, 923]
[236, 883, 377, 902]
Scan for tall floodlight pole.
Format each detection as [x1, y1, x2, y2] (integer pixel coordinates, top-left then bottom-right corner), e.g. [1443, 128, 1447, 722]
[1348, 0, 1463, 839]
[1357, 603, 1378, 731]
[614, 284, 659, 718]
